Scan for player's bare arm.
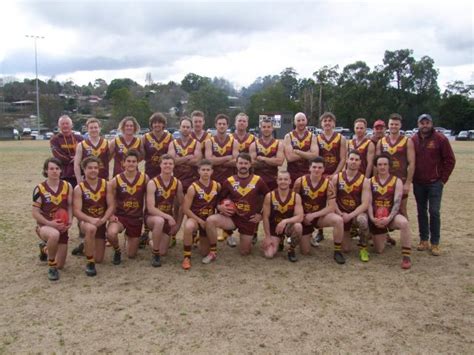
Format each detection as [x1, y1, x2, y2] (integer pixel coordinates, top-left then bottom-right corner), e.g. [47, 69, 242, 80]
[283, 134, 301, 162]
[365, 141, 375, 177]
[73, 142, 83, 183]
[262, 192, 272, 239]
[405, 138, 416, 191]
[334, 136, 347, 174]
[182, 185, 206, 227]
[294, 134, 319, 160]
[223, 140, 239, 167]
[260, 141, 285, 166]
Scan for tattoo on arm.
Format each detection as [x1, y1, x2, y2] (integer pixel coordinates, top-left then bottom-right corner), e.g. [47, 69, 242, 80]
[389, 197, 401, 220]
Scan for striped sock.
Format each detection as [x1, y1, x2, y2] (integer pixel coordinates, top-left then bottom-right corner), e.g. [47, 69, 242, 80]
[48, 259, 57, 267]
[153, 249, 160, 256]
[402, 247, 411, 257]
[334, 242, 342, 252]
[86, 255, 95, 264]
[210, 243, 217, 254]
[183, 245, 192, 259]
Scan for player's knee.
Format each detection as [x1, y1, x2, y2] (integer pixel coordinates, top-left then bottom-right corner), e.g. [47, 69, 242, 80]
[398, 218, 409, 230]
[332, 214, 344, 227]
[293, 223, 303, 235]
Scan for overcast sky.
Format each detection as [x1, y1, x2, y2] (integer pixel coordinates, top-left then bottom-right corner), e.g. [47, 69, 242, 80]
[1, 0, 472, 89]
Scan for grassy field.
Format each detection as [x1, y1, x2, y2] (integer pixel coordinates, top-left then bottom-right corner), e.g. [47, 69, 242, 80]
[0, 140, 473, 354]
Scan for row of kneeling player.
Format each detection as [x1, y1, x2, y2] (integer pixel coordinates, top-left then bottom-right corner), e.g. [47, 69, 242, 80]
[32, 150, 412, 282]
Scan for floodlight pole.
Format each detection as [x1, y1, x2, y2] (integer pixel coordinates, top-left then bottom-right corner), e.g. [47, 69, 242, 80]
[25, 35, 44, 133]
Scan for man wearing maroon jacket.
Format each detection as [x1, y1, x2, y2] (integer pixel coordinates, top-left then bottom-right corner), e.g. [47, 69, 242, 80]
[412, 114, 456, 256]
[50, 115, 85, 255]
[50, 115, 83, 187]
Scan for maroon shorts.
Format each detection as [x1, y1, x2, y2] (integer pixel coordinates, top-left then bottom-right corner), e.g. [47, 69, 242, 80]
[344, 219, 356, 232]
[270, 223, 293, 239]
[117, 215, 143, 238]
[302, 217, 320, 236]
[369, 219, 396, 235]
[37, 224, 69, 244]
[231, 214, 258, 236]
[59, 231, 69, 244]
[95, 224, 106, 239]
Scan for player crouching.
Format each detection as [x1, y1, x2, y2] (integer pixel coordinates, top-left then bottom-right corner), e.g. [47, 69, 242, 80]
[145, 155, 184, 267]
[262, 171, 303, 262]
[32, 158, 73, 281]
[369, 154, 412, 269]
[182, 160, 221, 269]
[293, 157, 346, 264]
[73, 156, 115, 276]
[107, 150, 148, 264]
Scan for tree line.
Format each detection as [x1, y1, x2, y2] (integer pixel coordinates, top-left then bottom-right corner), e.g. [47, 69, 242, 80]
[1, 49, 472, 132]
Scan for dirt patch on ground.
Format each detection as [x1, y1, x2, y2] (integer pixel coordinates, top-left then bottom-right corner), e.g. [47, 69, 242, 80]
[0, 140, 472, 353]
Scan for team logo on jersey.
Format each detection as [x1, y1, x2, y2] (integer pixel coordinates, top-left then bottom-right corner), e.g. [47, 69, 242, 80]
[193, 182, 218, 203]
[229, 176, 259, 197]
[290, 131, 311, 150]
[154, 177, 177, 199]
[302, 177, 328, 199]
[318, 134, 341, 151]
[271, 191, 295, 213]
[117, 174, 145, 195]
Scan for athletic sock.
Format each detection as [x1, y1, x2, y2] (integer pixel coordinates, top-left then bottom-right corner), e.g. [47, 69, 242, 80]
[113, 245, 121, 253]
[402, 247, 411, 257]
[358, 242, 367, 250]
[210, 243, 217, 254]
[334, 242, 342, 252]
[48, 259, 57, 267]
[153, 249, 160, 256]
[183, 245, 192, 259]
[86, 255, 95, 264]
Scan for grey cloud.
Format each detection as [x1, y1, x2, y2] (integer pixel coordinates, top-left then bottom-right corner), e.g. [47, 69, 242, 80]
[20, 2, 318, 36]
[1, 49, 170, 76]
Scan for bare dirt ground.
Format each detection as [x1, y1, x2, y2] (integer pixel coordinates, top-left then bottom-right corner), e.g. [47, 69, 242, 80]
[0, 140, 472, 354]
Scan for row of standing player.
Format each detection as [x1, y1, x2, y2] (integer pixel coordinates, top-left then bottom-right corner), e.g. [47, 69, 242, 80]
[36, 110, 415, 279]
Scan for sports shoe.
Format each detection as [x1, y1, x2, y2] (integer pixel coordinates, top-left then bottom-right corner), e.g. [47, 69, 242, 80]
[112, 250, 122, 265]
[182, 257, 191, 270]
[202, 251, 217, 264]
[139, 232, 149, 249]
[431, 244, 441, 256]
[311, 230, 324, 247]
[252, 234, 258, 245]
[38, 242, 47, 262]
[85, 262, 97, 277]
[71, 242, 84, 256]
[333, 251, 346, 265]
[401, 256, 412, 269]
[151, 255, 161, 267]
[417, 240, 430, 251]
[227, 235, 237, 248]
[287, 251, 298, 262]
[169, 236, 177, 248]
[386, 235, 397, 246]
[359, 248, 369, 262]
[48, 267, 59, 281]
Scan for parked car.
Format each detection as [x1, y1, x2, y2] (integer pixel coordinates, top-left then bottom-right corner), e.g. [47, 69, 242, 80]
[207, 128, 217, 136]
[456, 131, 469, 141]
